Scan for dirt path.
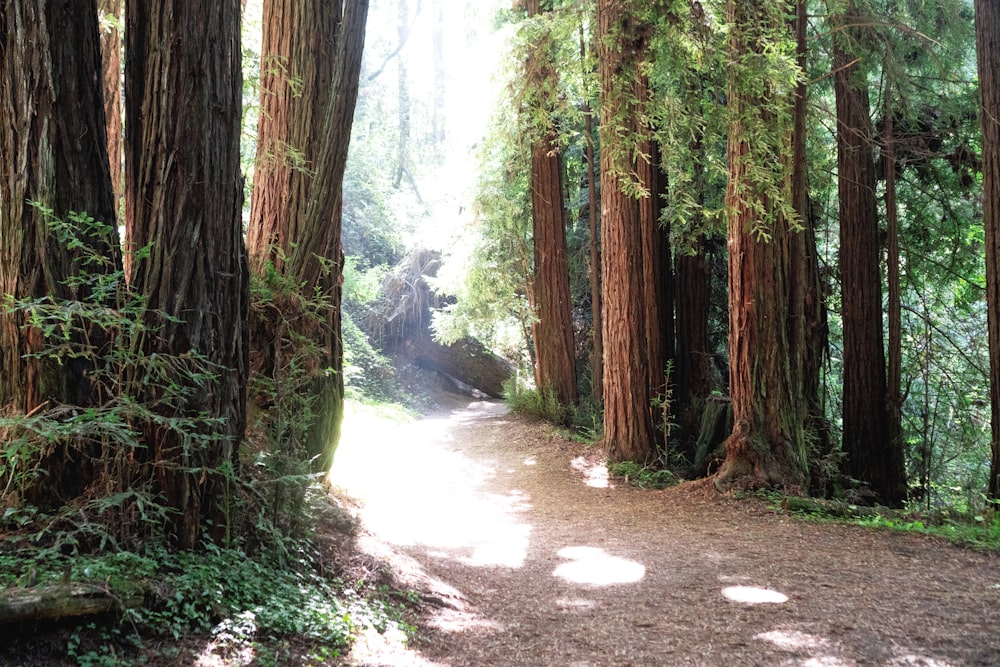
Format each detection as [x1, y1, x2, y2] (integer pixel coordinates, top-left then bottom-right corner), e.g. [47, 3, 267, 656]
[330, 398, 1000, 666]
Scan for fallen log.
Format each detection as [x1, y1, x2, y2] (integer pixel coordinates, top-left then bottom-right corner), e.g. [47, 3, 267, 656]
[405, 334, 514, 399]
[0, 581, 144, 625]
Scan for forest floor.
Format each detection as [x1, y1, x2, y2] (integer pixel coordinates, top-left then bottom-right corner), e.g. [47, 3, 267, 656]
[333, 395, 1000, 667]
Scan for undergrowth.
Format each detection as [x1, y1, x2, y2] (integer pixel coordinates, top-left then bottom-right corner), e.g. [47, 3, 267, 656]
[0, 210, 416, 665]
[607, 461, 679, 489]
[752, 490, 1000, 551]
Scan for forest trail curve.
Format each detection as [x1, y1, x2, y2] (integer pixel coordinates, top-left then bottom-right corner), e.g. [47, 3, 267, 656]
[329, 398, 1000, 667]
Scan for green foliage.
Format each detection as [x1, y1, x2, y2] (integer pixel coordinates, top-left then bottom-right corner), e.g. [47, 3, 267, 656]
[0, 534, 412, 664]
[503, 377, 567, 424]
[607, 461, 679, 490]
[769, 493, 1000, 552]
[1, 206, 235, 546]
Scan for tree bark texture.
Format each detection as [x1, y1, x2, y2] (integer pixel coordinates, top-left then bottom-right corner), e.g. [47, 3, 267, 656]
[98, 0, 124, 221]
[0, 0, 121, 505]
[977, 0, 1000, 499]
[125, 0, 248, 549]
[525, 0, 577, 412]
[247, 0, 368, 475]
[715, 0, 809, 492]
[833, 9, 907, 505]
[596, 0, 658, 464]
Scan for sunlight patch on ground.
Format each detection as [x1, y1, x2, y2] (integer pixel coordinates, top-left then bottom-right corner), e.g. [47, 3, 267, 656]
[555, 597, 598, 611]
[552, 546, 646, 586]
[722, 585, 788, 604]
[570, 455, 612, 489]
[331, 400, 532, 568]
[756, 629, 829, 650]
[428, 608, 506, 634]
[886, 654, 957, 667]
[350, 624, 446, 667]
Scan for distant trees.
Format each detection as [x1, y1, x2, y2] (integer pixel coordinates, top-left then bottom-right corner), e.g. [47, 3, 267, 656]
[832, 3, 907, 506]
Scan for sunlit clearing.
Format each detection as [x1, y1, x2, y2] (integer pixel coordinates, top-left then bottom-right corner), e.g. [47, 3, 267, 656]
[722, 586, 788, 604]
[570, 455, 611, 489]
[330, 400, 531, 568]
[756, 629, 829, 650]
[553, 546, 645, 586]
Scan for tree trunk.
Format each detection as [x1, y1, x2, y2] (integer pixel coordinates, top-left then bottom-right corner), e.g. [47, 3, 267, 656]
[0, 0, 121, 505]
[596, 0, 657, 464]
[98, 0, 124, 222]
[884, 77, 904, 497]
[674, 129, 714, 458]
[787, 0, 829, 489]
[639, 136, 673, 443]
[525, 0, 578, 413]
[833, 7, 906, 506]
[125, 0, 248, 549]
[580, 26, 603, 408]
[977, 0, 1000, 499]
[715, 0, 810, 492]
[247, 0, 369, 475]
[674, 246, 712, 454]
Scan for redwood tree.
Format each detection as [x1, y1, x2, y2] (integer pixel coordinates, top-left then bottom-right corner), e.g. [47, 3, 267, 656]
[247, 0, 369, 474]
[98, 0, 123, 214]
[833, 6, 907, 505]
[125, 0, 248, 548]
[977, 0, 1000, 499]
[523, 0, 577, 412]
[0, 0, 121, 504]
[714, 0, 811, 491]
[596, 0, 658, 463]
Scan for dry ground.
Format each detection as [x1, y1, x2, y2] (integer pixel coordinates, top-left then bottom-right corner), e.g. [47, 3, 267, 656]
[332, 398, 1000, 667]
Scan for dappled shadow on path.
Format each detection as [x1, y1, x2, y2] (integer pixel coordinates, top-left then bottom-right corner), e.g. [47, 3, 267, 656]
[332, 396, 1000, 666]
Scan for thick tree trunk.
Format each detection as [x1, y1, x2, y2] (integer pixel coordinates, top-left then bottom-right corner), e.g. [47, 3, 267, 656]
[247, 0, 368, 475]
[0, 0, 121, 505]
[126, 0, 248, 549]
[596, 0, 657, 464]
[977, 0, 1000, 499]
[833, 8, 906, 506]
[715, 0, 809, 492]
[98, 0, 124, 220]
[525, 0, 577, 413]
